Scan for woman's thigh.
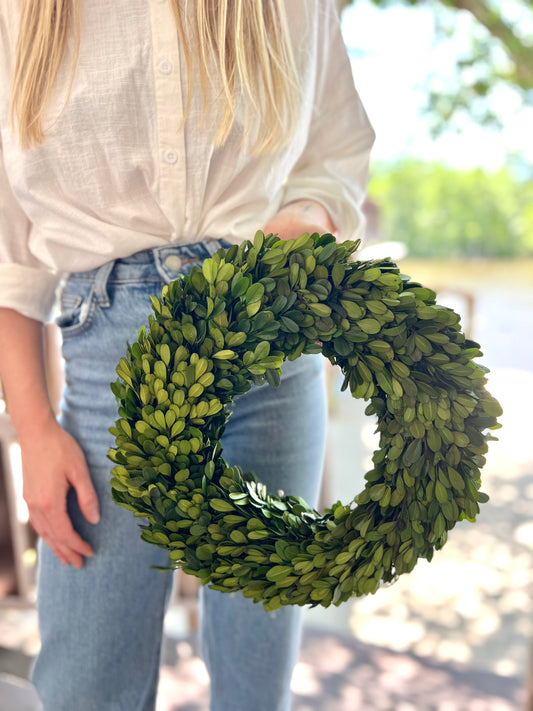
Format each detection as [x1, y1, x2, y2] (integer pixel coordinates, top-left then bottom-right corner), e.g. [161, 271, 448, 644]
[33, 244, 226, 710]
[33, 246, 328, 711]
[33, 266, 175, 711]
[220, 353, 327, 505]
[200, 354, 327, 711]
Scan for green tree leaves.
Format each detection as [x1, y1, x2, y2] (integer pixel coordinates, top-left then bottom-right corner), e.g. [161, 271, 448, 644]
[369, 160, 533, 258]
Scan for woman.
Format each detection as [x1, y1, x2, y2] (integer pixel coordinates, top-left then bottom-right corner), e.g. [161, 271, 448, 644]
[0, 1, 374, 709]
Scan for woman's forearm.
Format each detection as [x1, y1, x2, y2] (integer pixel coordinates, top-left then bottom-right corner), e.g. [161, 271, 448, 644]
[0, 307, 55, 441]
[0, 307, 99, 566]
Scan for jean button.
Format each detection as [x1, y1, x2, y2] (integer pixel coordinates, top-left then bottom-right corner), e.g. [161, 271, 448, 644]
[165, 255, 182, 271]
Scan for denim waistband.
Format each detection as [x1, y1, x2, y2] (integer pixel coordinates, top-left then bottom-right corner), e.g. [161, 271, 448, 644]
[111, 240, 231, 266]
[65, 239, 233, 306]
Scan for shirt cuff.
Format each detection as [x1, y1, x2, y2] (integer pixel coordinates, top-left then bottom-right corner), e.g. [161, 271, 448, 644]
[0, 264, 62, 322]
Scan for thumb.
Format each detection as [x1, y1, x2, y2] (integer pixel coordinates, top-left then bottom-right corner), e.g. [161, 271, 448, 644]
[71, 463, 100, 524]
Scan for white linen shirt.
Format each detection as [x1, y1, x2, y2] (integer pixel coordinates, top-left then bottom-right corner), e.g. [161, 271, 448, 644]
[0, 0, 374, 322]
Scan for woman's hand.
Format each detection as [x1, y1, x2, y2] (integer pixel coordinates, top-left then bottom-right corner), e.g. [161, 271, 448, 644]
[263, 199, 335, 241]
[0, 308, 99, 568]
[19, 418, 99, 568]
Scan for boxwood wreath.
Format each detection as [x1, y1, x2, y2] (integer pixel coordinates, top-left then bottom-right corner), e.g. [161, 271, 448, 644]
[109, 232, 502, 611]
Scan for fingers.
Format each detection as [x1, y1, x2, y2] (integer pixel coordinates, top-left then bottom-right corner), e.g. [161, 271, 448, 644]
[30, 504, 95, 569]
[27, 463, 98, 568]
[52, 542, 83, 569]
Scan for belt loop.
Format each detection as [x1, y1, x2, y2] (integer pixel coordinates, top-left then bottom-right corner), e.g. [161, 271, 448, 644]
[153, 246, 168, 283]
[205, 239, 229, 257]
[93, 260, 115, 307]
[204, 239, 224, 257]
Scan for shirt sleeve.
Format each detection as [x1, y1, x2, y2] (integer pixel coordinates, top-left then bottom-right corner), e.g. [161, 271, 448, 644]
[0, 134, 61, 322]
[281, 1, 375, 240]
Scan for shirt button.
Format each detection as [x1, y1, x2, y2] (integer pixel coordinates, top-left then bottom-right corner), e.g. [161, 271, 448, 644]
[158, 60, 173, 75]
[165, 255, 182, 271]
[164, 149, 178, 164]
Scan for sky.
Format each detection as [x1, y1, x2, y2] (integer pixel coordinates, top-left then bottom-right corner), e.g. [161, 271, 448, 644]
[341, 0, 533, 171]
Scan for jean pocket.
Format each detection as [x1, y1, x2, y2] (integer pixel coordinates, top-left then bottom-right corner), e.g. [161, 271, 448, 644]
[55, 285, 97, 338]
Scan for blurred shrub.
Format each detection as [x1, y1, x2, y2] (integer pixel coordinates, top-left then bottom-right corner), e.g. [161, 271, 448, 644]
[368, 161, 533, 258]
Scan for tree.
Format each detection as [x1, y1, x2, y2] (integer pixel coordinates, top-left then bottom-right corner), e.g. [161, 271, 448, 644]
[340, 0, 533, 131]
[368, 160, 533, 257]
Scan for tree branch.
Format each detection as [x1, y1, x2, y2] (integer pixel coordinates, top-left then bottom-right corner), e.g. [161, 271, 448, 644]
[444, 0, 533, 88]
[341, 0, 533, 89]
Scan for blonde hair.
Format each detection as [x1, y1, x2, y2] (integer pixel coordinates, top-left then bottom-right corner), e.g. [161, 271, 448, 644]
[11, 0, 301, 153]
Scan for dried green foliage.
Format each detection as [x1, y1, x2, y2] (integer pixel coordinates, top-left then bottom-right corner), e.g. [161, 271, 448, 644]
[109, 232, 501, 610]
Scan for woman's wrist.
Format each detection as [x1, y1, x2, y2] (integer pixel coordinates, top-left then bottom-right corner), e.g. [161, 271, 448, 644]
[277, 199, 335, 234]
[15, 408, 58, 445]
[263, 199, 336, 241]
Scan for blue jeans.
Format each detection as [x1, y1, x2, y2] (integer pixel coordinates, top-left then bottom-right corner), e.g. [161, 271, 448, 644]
[32, 240, 327, 711]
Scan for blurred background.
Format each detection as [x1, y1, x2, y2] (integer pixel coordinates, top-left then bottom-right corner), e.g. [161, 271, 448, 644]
[1, 1, 532, 709]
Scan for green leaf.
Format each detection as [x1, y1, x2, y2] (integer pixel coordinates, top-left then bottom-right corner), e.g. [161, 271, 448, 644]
[245, 283, 265, 305]
[266, 565, 293, 582]
[213, 349, 237, 360]
[358, 318, 381, 334]
[210, 499, 235, 513]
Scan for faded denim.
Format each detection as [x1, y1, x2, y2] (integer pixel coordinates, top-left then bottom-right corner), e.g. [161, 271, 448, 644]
[32, 240, 327, 711]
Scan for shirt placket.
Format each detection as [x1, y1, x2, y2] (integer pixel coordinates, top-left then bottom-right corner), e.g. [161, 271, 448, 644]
[149, 0, 187, 239]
